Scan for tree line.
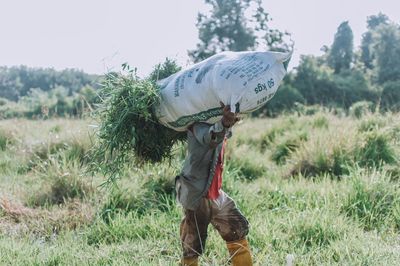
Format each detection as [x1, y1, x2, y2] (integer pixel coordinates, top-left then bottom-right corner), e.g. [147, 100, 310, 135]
[0, 66, 100, 118]
[1, 0, 399, 118]
[267, 13, 400, 116]
[0, 66, 99, 101]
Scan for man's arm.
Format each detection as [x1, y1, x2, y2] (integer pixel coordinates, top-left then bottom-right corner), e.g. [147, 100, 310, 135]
[190, 103, 239, 148]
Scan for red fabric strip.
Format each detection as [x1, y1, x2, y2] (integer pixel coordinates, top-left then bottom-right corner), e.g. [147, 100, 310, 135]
[207, 138, 226, 200]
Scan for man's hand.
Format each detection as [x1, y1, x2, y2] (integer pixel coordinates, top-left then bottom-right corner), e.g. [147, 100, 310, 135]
[220, 101, 240, 128]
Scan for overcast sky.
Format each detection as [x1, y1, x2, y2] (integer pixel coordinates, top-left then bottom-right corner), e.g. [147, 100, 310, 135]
[1, 0, 399, 76]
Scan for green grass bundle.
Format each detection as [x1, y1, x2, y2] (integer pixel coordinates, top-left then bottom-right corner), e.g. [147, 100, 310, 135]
[91, 64, 185, 183]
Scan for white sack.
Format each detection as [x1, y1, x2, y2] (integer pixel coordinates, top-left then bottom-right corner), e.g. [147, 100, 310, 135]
[154, 51, 291, 131]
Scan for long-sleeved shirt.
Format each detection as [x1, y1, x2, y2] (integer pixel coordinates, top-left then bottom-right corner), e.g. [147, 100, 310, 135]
[175, 120, 231, 210]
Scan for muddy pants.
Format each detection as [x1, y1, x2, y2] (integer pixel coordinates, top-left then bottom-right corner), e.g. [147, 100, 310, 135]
[180, 190, 249, 258]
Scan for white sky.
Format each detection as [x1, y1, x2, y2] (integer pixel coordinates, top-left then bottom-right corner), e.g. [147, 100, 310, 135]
[1, 0, 399, 76]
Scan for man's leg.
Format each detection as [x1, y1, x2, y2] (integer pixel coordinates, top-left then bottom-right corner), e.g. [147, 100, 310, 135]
[210, 191, 252, 266]
[180, 198, 211, 266]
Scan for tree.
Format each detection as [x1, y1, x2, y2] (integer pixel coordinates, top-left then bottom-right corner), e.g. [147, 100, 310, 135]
[372, 23, 400, 83]
[328, 21, 354, 74]
[360, 32, 374, 70]
[360, 13, 390, 70]
[293, 55, 376, 108]
[148, 58, 181, 82]
[189, 0, 290, 62]
[263, 82, 305, 116]
[366, 13, 389, 30]
[332, 68, 377, 108]
[294, 55, 336, 105]
[380, 81, 400, 111]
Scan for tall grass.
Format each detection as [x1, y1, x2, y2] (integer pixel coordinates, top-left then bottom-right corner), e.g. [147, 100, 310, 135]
[0, 130, 13, 151]
[355, 130, 397, 167]
[342, 169, 400, 231]
[28, 157, 93, 206]
[1, 113, 400, 265]
[100, 177, 175, 221]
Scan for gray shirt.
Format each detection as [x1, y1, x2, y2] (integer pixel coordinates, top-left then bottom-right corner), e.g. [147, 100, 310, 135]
[176, 121, 231, 210]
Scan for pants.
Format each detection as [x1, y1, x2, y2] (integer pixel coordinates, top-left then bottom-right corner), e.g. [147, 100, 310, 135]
[180, 191, 249, 258]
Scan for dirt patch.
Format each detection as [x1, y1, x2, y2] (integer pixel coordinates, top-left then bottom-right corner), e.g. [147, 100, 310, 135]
[0, 197, 95, 238]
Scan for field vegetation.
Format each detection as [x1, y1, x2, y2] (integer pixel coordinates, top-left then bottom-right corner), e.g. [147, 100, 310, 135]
[1, 109, 400, 265]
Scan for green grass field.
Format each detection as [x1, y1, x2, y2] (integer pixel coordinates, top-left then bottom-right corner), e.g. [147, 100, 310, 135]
[1, 110, 400, 265]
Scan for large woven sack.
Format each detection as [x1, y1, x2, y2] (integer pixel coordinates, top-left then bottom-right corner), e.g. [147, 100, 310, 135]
[154, 51, 291, 131]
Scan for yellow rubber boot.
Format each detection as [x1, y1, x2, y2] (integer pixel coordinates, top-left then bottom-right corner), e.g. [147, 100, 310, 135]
[182, 256, 198, 266]
[226, 238, 253, 266]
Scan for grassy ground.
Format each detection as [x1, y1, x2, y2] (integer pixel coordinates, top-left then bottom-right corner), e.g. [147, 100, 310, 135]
[1, 111, 400, 265]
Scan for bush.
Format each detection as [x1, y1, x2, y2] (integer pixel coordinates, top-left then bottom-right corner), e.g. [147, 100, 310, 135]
[332, 69, 377, 108]
[100, 187, 140, 221]
[349, 101, 373, 119]
[312, 115, 329, 129]
[76, 85, 99, 108]
[259, 126, 286, 152]
[259, 83, 305, 117]
[0, 101, 29, 119]
[87, 211, 174, 245]
[0, 130, 13, 151]
[30, 137, 91, 164]
[289, 142, 352, 178]
[271, 139, 299, 165]
[28, 157, 93, 206]
[380, 81, 400, 112]
[0, 97, 8, 106]
[290, 125, 398, 178]
[101, 177, 175, 221]
[64, 139, 92, 164]
[342, 174, 400, 231]
[358, 116, 386, 132]
[355, 131, 397, 167]
[87, 213, 143, 245]
[30, 172, 92, 206]
[271, 133, 307, 165]
[293, 104, 323, 116]
[293, 219, 341, 249]
[227, 157, 265, 181]
[32, 142, 67, 160]
[294, 55, 336, 106]
[384, 164, 400, 181]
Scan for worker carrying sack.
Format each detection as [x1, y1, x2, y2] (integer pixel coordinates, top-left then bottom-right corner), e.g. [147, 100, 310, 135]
[154, 51, 291, 131]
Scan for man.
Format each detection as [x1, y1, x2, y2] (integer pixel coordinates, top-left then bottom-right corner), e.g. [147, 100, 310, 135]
[175, 103, 252, 266]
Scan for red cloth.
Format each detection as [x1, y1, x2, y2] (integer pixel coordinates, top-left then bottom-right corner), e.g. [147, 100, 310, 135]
[207, 138, 226, 200]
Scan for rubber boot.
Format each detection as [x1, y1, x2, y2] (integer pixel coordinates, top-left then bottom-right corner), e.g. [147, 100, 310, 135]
[226, 238, 253, 266]
[182, 256, 199, 266]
